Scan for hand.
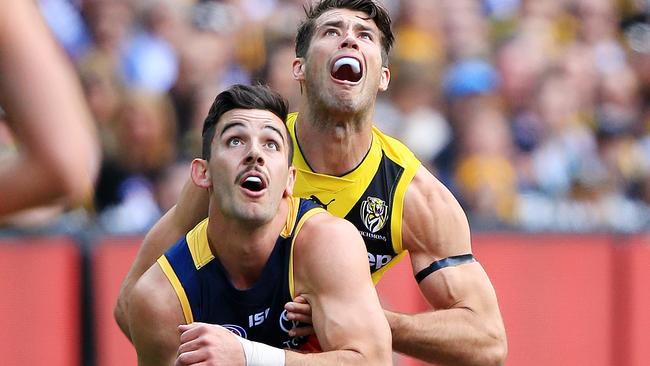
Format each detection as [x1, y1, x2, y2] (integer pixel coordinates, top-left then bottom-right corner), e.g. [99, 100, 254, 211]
[284, 295, 315, 338]
[176, 323, 245, 366]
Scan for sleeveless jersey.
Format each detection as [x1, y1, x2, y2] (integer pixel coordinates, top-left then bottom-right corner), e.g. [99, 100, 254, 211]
[158, 197, 325, 349]
[286, 113, 421, 283]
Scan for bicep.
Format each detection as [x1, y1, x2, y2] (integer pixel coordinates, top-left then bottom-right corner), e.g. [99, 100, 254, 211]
[295, 220, 391, 353]
[403, 167, 501, 315]
[128, 264, 184, 366]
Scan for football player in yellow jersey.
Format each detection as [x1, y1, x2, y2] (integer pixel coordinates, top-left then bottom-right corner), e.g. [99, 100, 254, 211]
[128, 84, 391, 366]
[116, 1, 507, 365]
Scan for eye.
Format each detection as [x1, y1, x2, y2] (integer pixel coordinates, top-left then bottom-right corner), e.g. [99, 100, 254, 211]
[228, 137, 243, 147]
[360, 32, 373, 41]
[325, 29, 338, 37]
[265, 141, 279, 151]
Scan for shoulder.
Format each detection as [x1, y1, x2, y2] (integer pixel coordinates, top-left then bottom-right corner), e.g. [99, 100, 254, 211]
[129, 261, 180, 324]
[402, 166, 472, 263]
[297, 211, 364, 253]
[372, 126, 420, 167]
[293, 211, 368, 290]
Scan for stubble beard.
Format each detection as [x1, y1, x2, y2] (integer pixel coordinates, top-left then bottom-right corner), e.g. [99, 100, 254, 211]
[305, 79, 374, 130]
[213, 184, 276, 229]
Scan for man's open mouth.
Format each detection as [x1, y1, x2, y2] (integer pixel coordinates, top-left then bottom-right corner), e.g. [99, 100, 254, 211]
[240, 175, 267, 192]
[331, 56, 362, 83]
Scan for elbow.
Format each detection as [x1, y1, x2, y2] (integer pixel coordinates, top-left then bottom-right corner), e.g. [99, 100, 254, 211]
[367, 333, 393, 366]
[113, 289, 132, 341]
[53, 148, 100, 206]
[484, 328, 508, 366]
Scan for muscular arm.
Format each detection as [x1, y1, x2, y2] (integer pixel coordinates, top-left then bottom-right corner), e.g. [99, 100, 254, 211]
[115, 179, 208, 339]
[128, 263, 186, 366]
[387, 166, 507, 366]
[0, 1, 99, 217]
[287, 214, 392, 365]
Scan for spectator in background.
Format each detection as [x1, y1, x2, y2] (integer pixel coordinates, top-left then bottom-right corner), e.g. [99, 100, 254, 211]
[375, 60, 451, 171]
[95, 90, 177, 233]
[6, 0, 650, 234]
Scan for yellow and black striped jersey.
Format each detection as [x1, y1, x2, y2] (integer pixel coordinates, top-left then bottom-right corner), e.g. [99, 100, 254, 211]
[287, 113, 421, 283]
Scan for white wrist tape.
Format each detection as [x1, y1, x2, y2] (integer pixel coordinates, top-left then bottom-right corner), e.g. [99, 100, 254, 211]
[235, 336, 286, 366]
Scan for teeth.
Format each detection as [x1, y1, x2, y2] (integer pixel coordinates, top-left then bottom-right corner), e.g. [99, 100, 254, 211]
[333, 57, 361, 74]
[245, 176, 262, 184]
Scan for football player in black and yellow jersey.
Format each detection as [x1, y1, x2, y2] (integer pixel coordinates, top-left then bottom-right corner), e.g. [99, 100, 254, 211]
[127, 85, 391, 366]
[116, 1, 507, 365]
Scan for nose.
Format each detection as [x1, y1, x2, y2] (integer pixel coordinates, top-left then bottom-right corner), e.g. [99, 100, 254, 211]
[340, 32, 359, 50]
[244, 144, 265, 166]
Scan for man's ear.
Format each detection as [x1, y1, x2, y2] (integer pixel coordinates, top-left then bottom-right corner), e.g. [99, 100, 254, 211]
[379, 66, 390, 91]
[292, 58, 306, 81]
[283, 166, 297, 197]
[190, 158, 212, 189]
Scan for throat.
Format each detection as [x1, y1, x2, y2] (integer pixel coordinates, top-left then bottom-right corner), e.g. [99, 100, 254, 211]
[298, 122, 372, 176]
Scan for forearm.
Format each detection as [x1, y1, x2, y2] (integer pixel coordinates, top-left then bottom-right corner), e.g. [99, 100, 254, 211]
[0, 157, 87, 216]
[386, 308, 506, 366]
[0, 2, 99, 217]
[286, 349, 385, 366]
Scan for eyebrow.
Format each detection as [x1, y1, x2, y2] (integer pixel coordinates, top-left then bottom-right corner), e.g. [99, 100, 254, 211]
[220, 121, 245, 137]
[220, 121, 286, 144]
[319, 19, 376, 34]
[264, 125, 286, 144]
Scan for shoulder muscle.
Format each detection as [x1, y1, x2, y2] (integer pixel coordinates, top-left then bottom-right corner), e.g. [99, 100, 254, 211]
[402, 166, 472, 271]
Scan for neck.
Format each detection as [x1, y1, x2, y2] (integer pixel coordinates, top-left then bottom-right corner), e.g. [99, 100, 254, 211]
[206, 198, 289, 289]
[296, 103, 374, 176]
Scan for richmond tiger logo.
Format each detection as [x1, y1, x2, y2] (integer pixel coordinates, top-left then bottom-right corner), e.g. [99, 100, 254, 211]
[360, 196, 388, 233]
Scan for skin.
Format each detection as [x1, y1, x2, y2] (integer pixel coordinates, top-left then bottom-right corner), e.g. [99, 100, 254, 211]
[127, 108, 391, 366]
[116, 6, 507, 366]
[0, 0, 100, 217]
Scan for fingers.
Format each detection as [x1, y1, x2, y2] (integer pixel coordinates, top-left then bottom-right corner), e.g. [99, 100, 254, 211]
[175, 349, 205, 366]
[288, 325, 315, 338]
[293, 295, 308, 304]
[179, 323, 224, 344]
[286, 310, 312, 324]
[178, 337, 204, 357]
[285, 296, 313, 324]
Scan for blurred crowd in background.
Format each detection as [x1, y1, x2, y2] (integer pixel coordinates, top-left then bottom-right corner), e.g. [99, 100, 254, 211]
[1, 0, 649, 235]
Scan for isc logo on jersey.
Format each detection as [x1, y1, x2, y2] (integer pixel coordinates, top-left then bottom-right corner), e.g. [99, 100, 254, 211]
[360, 196, 388, 233]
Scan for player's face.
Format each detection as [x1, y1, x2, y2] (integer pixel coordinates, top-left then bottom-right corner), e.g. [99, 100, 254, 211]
[202, 109, 295, 225]
[294, 8, 390, 115]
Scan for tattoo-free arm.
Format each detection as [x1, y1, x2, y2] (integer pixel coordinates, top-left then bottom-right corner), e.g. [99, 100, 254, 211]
[389, 166, 507, 366]
[128, 264, 186, 366]
[287, 214, 392, 365]
[115, 179, 208, 339]
[0, 1, 99, 217]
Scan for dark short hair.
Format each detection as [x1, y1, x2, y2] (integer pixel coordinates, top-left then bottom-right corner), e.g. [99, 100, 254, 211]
[295, 0, 394, 66]
[202, 84, 292, 164]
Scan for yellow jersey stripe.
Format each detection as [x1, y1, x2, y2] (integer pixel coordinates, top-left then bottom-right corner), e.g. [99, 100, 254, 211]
[288, 207, 327, 298]
[158, 255, 194, 324]
[186, 218, 214, 269]
[281, 197, 300, 238]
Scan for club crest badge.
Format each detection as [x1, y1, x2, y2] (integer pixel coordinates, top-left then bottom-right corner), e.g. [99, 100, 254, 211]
[223, 324, 247, 338]
[360, 196, 388, 233]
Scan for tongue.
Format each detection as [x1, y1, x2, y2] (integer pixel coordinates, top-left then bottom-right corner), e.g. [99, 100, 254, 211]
[331, 57, 362, 82]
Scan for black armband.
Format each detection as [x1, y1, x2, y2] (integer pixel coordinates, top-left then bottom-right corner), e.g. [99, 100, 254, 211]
[414, 254, 477, 283]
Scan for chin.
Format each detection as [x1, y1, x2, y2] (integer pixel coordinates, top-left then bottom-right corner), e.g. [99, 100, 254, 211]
[237, 208, 275, 226]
